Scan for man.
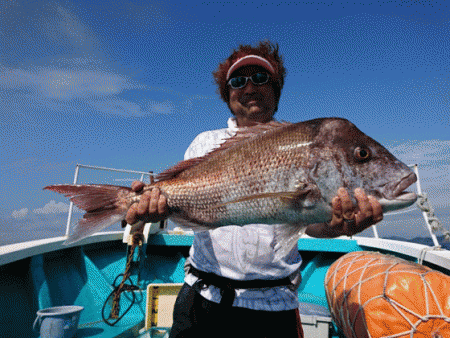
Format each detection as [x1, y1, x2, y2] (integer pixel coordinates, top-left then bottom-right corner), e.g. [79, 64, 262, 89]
[126, 41, 383, 337]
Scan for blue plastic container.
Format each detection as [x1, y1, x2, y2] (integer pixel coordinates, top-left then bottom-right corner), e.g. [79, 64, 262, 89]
[33, 305, 84, 338]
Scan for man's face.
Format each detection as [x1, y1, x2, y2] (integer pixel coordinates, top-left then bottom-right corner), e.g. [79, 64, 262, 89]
[228, 65, 277, 126]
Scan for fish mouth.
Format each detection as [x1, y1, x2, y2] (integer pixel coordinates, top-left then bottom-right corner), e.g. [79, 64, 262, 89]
[392, 172, 417, 198]
[378, 172, 418, 213]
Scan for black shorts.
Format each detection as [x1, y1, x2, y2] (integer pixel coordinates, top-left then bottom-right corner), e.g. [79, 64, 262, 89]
[169, 283, 304, 338]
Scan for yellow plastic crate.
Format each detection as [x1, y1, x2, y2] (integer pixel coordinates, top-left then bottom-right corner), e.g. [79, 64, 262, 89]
[145, 283, 183, 331]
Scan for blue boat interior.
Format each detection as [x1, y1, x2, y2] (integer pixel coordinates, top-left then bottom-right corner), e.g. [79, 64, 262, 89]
[1, 234, 379, 337]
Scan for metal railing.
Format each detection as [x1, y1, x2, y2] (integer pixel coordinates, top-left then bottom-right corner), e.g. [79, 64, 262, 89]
[65, 164, 154, 237]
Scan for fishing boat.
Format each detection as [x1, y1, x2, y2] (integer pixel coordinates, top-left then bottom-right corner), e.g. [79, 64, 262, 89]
[1, 164, 449, 338]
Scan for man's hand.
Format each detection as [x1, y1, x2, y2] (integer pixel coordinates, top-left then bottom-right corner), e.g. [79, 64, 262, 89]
[305, 187, 383, 238]
[125, 181, 168, 225]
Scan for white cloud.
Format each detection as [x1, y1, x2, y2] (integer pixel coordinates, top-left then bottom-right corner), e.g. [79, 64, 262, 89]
[0, 64, 177, 117]
[33, 200, 71, 214]
[7, 201, 83, 222]
[11, 208, 29, 219]
[40, 4, 100, 53]
[0, 4, 169, 117]
[389, 140, 450, 166]
[148, 100, 175, 114]
[88, 97, 147, 116]
[0, 64, 185, 117]
[53, 57, 104, 68]
[55, 5, 90, 43]
[0, 3, 188, 118]
[0, 66, 143, 101]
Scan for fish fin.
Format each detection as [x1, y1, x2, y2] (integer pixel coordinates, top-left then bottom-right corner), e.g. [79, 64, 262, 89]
[64, 211, 126, 245]
[227, 120, 292, 141]
[156, 121, 292, 181]
[217, 189, 311, 208]
[273, 224, 307, 261]
[44, 184, 133, 244]
[156, 157, 205, 181]
[206, 121, 292, 155]
[216, 191, 296, 207]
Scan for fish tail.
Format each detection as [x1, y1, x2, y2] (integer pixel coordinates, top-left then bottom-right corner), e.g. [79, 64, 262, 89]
[44, 184, 134, 245]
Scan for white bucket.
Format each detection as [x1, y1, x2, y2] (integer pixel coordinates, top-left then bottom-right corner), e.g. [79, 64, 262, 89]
[33, 305, 84, 338]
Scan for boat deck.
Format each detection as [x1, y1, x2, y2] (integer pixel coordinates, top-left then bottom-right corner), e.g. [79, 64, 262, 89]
[1, 232, 449, 337]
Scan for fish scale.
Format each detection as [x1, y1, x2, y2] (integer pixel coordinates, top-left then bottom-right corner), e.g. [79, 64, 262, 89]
[156, 123, 311, 226]
[44, 118, 418, 258]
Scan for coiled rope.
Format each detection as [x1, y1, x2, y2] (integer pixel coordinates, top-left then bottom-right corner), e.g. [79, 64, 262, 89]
[416, 193, 450, 241]
[102, 232, 144, 326]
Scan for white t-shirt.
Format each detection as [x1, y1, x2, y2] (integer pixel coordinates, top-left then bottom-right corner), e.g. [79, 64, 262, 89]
[183, 117, 302, 311]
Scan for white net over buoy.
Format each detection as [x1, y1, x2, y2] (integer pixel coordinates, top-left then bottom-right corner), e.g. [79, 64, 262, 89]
[325, 251, 450, 338]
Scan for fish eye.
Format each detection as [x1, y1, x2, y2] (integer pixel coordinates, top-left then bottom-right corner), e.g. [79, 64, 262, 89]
[354, 147, 371, 162]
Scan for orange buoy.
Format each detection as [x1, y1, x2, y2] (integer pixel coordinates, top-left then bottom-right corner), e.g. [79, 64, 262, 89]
[325, 251, 450, 338]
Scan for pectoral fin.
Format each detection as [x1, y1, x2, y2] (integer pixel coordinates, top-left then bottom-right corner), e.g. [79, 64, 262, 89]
[217, 188, 311, 208]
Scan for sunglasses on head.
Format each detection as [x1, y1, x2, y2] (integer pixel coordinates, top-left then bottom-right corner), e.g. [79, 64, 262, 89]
[227, 72, 270, 89]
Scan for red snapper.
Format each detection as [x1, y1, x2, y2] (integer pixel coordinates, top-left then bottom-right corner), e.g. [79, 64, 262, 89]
[45, 118, 417, 258]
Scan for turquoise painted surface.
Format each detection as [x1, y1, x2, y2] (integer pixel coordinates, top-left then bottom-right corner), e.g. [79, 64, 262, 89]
[0, 235, 363, 337]
[297, 238, 362, 253]
[298, 253, 340, 308]
[149, 233, 362, 253]
[147, 233, 194, 246]
[0, 239, 187, 337]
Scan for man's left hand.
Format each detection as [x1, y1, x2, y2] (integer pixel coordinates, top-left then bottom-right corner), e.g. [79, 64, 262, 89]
[305, 187, 383, 238]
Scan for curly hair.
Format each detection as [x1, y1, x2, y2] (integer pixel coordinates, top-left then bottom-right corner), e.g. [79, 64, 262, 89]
[213, 40, 286, 112]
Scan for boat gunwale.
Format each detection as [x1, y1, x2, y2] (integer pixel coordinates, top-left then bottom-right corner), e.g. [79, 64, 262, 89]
[0, 232, 123, 266]
[355, 236, 450, 270]
[1, 232, 449, 272]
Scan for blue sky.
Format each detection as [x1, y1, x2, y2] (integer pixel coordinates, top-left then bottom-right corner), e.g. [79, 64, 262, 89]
[1, 0, 449, 245]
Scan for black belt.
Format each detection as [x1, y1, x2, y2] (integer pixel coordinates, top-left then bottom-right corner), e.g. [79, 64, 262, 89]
[189, 266, 292, 307]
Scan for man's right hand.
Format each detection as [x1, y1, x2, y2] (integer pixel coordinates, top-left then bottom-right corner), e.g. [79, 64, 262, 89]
[125, 181, 168, 224]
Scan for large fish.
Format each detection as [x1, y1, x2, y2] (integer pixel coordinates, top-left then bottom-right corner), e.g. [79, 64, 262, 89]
[45, 118, 417, 258]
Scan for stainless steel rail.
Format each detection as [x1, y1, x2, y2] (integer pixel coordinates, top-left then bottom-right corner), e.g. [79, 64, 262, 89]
[65, 164, 153, 238]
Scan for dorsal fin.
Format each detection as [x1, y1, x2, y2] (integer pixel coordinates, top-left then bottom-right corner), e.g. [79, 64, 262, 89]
[156, 157, 204, 181]
[156, 120, 292, 182]
[218, 120, 291, 147]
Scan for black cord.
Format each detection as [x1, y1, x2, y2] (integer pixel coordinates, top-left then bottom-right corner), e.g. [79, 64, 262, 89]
[101, 274, 140, 326]
[101, 234, 145, 326]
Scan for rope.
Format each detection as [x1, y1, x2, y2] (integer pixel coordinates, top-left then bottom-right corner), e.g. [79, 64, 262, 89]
[417, 193, 450, 241]
[418, 245, 442, 265]
[102, 232, 144, 326]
